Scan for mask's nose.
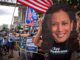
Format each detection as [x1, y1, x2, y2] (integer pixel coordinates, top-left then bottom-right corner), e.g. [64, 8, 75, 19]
[57, 24, 63, 32]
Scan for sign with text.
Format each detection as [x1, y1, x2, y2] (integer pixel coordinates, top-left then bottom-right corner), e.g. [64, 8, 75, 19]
[26, 43, 38, 53]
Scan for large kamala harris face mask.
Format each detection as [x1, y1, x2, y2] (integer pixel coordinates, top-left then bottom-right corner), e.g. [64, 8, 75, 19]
[51, 10, 73, 43]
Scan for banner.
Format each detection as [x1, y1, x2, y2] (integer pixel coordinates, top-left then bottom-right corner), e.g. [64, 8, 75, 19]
[26, 37, 38, 53]
[25, 7, 38, 26]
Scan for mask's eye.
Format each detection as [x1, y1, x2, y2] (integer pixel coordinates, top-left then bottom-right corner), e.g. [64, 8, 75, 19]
[51, 23, 56, 26]
[62, 21, 69, 25]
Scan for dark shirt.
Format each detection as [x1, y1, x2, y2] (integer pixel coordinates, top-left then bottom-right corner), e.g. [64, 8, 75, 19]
[48, 42, 72, 60]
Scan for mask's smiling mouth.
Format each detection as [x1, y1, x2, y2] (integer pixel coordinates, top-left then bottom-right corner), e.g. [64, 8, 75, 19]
[56, 33, 65, 38]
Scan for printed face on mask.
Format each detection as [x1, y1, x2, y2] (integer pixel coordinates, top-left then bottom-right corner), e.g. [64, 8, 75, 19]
[51, 10, 73, 43]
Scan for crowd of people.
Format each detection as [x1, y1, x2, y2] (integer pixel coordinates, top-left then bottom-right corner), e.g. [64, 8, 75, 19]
[0, 3, 80, 60]
[0, 29, 17, 60]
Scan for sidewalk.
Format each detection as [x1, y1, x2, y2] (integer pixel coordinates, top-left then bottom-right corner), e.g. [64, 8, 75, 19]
[2, 50, 20, 60]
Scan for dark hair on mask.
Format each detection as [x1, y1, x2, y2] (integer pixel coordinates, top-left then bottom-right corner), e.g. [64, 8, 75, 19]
[42, 3, 79, 52]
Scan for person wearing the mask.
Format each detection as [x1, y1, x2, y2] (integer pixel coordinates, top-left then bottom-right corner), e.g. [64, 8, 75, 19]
[33, 3, 79, 60]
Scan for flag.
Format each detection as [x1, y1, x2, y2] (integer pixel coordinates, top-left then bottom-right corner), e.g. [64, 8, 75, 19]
[25, 7, 38, 26]
[17, 0, 53, 13]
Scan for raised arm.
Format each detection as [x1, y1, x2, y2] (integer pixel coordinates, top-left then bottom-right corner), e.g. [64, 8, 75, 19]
[32, 19, 43, 46]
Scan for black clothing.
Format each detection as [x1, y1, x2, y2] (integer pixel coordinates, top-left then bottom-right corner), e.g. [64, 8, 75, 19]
[32, 53, 44, 60]
[48, 42, 72, 60]
[32, 47, 45, 60]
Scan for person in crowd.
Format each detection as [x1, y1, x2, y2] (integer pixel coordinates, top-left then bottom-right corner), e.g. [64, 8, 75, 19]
[33, 3, 79, 60]
[8, 29, 15, 58]
[76, 11, 80, 49]
[76, 11, 80, 33]
[76, 11, 80, 59]
[15, 24, 35, 60]
[15, 24, 31, 37]
[0, 33, 4, 60]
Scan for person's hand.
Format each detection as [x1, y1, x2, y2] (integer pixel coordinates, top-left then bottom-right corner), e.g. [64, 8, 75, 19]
[15, 33, 20, 37]
[38, 18, 43, 28]
[12, 32, 16, 35]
